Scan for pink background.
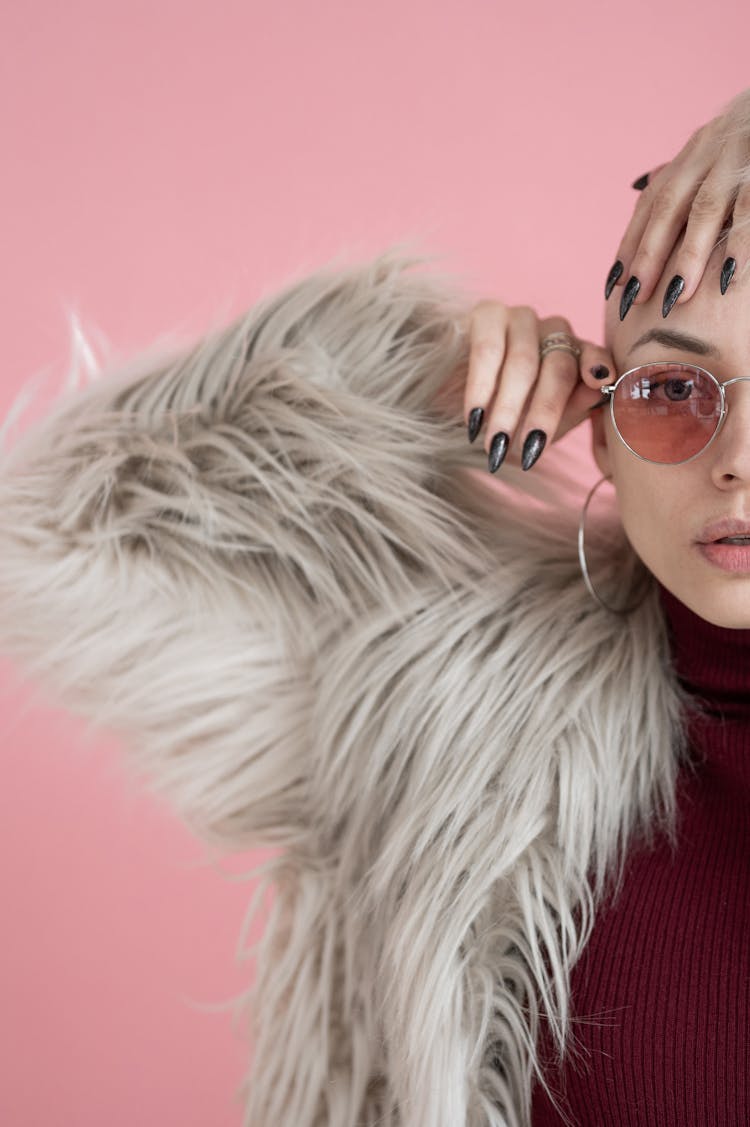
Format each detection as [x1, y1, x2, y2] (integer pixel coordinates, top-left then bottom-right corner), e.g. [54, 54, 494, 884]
[0, 2, 745, 1123]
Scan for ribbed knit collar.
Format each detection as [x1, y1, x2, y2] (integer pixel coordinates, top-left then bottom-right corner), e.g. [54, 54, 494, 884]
[657, 580, 750, 746]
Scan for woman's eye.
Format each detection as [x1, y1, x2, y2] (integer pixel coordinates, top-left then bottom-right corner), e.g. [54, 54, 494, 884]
[664, 378, 693, 401]
[644, 375, 697, 401]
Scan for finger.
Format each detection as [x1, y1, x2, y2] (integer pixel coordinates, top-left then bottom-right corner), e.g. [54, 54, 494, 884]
[614, 124, 729, 311]
[498, 341, 617, 471]
[576, 342, 618, 392]
[660, 135, 750, 309]
[642, 134, 748, 311]
[508, 316, 582, 470]
[656, 163, 741, 312]
[605, 162, 670, 301]
[514, 334, 616, 461]
[463, 300, 509, 442]
[719, 177, 750, 294]
[554, 340, 618, 442]
[481, 305, 541, 461]
[604, 163, 673, 300]
[616, 160, 718, 314]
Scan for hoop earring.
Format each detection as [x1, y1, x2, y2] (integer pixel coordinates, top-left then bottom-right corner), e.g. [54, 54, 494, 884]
[577, 473, 649, 615]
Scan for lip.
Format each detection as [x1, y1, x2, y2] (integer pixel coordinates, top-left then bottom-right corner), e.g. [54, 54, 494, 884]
[697, 541, 750, 573]
[696, 517, 750, 544]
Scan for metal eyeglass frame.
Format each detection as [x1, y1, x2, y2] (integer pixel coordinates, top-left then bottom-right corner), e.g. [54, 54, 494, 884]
[599, 362, 750, 466]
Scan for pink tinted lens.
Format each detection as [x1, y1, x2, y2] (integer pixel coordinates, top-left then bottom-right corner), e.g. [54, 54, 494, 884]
[613, 364, 721, 463]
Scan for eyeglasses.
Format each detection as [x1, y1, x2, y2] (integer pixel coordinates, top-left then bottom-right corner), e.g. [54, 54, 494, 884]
[600, 363, 750, 465]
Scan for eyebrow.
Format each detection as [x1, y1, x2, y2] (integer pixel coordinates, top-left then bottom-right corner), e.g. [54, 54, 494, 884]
[627, 328, 721, 358]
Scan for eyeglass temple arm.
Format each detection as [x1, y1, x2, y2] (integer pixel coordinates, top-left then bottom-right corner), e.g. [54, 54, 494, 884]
[587, 385, 614, 412]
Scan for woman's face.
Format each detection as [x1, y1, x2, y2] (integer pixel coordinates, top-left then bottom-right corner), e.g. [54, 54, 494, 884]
[591, 239, 750, 628]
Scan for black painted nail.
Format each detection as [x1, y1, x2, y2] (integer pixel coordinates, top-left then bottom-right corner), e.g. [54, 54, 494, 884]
[720, 257, 736, 295]
[488, 431, 509, 474]
[590, 365, 610, 380]
[467, 406, 484, 443]
[631, 172, 649, 191]
[662, 274, 684, 319]
[521, 428, 547, 471]
[604, 260, 624, 300]
[619, 276, 640, 321]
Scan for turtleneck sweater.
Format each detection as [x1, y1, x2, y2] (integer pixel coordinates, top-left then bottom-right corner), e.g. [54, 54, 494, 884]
[530, 581, 750, 1126]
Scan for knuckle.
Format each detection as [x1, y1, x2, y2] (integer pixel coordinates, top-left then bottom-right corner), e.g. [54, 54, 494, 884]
[470, 336, 502, 356]
[470, 299, 506, 322]
[690, 188, 724, 219]
[628, 243, 660, 275]
[733, 181, 750, 212]
[529, 397, 563, 422]
[686, 125, 707, 151]
[506, 341, 539, 367]
[675, 241, 704, 269]
[632, 185, 654, 213]
[542, 316, 573, 336]
[632, 230, 682, 272]
[489, 380, 528, 423]
[649, 188, 680, 221]
[467, 305, 505, 342]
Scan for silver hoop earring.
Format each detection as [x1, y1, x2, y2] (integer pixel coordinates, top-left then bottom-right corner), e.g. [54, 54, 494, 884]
[577, 474, 649, 615]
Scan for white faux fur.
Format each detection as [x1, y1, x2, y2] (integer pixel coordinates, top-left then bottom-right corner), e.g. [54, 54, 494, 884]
[0, 249, 695, 1125]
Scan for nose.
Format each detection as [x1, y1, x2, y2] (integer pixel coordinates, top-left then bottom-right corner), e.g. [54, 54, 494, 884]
[709, 376, 750, 486]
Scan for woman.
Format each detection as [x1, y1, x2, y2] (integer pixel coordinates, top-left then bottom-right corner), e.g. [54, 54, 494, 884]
[464, 88, 750, 1124]
[0, 93, 749, 1127]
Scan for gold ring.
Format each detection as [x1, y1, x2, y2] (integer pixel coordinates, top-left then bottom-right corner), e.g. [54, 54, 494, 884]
[539, 332, 581, 360]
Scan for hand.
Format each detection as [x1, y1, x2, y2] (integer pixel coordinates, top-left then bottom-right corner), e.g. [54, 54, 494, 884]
[462, 301, 615, 473]
[606, 87, 750, 318]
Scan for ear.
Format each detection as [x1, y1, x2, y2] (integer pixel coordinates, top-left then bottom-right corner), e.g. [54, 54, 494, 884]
[589, 403, 613, 478]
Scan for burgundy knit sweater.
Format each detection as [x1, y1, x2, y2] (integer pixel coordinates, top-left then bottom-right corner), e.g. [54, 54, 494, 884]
[530, 581, 750, 1126]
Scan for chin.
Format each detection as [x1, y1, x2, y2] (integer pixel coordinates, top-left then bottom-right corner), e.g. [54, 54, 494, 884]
[675, 581, 750, 630]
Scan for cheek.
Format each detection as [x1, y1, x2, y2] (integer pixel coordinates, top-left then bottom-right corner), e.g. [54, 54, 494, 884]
[608, 444, 671, 572]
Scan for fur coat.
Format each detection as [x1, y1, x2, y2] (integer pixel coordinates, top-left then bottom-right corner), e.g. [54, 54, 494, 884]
[0, 249, 694, 1126]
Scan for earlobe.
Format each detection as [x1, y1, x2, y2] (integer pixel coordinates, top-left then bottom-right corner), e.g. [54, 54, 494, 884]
[589, 406, 613, 478]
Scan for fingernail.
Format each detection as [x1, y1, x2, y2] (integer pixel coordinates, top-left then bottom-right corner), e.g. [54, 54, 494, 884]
[619, 276, 640, 321]
[720, 257, 736, 295]
[631, 172, 649, 190]
[590, 364, 610, 380]
[488, 431, 509, 473]
[467, 406, 484, 443]
[521, 428, 547, 471]
[662, 274, 684, 318]
[604, 260, 624, 300]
